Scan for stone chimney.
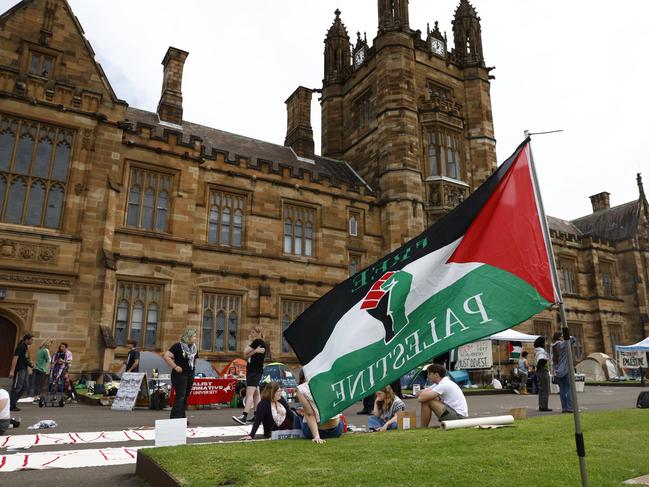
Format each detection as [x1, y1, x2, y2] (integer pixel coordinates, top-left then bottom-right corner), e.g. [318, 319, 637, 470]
[590, 192, 610, 213]
[157, 47, 189, 125]
[284, 86, 314, 158]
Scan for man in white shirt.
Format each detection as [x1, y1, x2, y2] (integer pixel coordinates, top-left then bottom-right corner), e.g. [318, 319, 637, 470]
[418, 364, 469, 427]
[0, 388, 11, 435]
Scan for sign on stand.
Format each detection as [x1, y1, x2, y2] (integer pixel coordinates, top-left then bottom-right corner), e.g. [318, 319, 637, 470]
[111, 372, 149, 411]
[618, 351, 648, 369]
[456, 340, 493, 369]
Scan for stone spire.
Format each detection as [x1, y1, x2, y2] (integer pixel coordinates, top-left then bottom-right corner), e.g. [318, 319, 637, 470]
[324, 9, 351, 85]
[452, 0, 484, 66]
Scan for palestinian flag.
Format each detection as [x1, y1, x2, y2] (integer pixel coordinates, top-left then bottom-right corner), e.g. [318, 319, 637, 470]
[284, 139, 557, 420]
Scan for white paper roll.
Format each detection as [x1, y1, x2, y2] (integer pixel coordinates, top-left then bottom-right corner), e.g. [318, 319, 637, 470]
[440, 415, 515, 431]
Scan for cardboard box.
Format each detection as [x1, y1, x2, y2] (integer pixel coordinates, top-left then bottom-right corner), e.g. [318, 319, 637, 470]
[397, 410, 417, 430]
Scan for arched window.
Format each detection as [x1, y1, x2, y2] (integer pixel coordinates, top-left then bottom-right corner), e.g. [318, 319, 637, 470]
[155, 190, 168, 232]
[0, 117, 72, 228]
[145, 303, 158, 348]
[115, 300, 129, 346]
[348, 215, 358, 236]
[33, 135, 52, 178]
[233, 209, 243, 247]
[294, 219, 303, 255]
[208, 205, 219, 243]
[228, 311, 238, 352]
[130, 301, 144, 345]
[44, 184, 64, 228]
[126, 185, 140, 227]
[5, 177, 26, 223]
[220, 207, 230, 245]
[52, 139, 70, 181]
[305, 222, 313, 256]
[215, 310, 226, 351]
[202, 309, 213, 351]
[25, 180, 45, 226]
[284, 218, 292, 253]
[142, 188, 155, 229]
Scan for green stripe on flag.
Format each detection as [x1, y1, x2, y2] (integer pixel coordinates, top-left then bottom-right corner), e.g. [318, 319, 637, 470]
[309, 264, 549, 420]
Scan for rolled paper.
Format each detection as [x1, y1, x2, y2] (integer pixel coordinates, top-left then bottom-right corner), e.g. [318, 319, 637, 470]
[440, 415, 515, 431]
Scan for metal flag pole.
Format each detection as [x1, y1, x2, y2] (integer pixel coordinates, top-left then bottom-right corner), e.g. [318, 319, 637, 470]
[524, 130, 588, 487]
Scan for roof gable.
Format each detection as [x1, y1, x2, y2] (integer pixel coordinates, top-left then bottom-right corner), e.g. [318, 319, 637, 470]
[571, 201, 640, 242]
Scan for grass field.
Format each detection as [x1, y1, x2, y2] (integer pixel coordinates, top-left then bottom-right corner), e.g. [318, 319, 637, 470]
[142, 409, 649, 487]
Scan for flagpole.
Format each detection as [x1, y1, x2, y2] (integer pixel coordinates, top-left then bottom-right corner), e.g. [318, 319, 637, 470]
[524, 131, 589, 487]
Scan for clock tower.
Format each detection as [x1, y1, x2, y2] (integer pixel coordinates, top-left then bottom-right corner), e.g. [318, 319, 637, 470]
[320, 0, 497, 252]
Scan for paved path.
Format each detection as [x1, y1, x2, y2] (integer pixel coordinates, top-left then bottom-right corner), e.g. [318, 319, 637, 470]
[1, 386, 645, 486]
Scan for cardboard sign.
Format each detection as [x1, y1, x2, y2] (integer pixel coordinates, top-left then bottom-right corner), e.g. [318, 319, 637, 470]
[397, 410, 417, 430]
[619, 351, 648, 369]
[456, 340, 493, 369]
[270, 429, 304, 440]
[111, 373, 149, 411]
[155, 418, 187, 447]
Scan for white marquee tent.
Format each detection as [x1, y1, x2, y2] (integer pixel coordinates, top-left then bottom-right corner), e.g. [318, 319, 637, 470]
[615, 337, 649, 352]
[488, 329, 540, 343]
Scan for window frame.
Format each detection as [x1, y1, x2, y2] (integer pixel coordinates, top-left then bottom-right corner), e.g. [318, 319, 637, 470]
[567, 322, 585, 361]
[0, 114, 73, 229]
[558, 257, 578, 295]
[533, 320, 553, 347]
[201, 292, 242, 353]
[349, 253, 362, 276]
[125, 164, 175, 233]
[609, 323, 623, 351]
[283, 202, 316, 258]
[353, 90, 373, 130]
[206, 187, 247, 248]
[23, 44, 60, 80]
[600, 260, 615, 297]
[113, 281, 163, 350]
[280, 298, 313, 354]
[426, 126, 463, 181]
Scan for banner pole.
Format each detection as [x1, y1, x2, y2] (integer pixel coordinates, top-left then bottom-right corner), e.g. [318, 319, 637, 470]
[524, 132, 589, 487]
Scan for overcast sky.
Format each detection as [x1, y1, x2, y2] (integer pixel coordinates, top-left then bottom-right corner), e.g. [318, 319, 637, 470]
[3, 0, 647, 220]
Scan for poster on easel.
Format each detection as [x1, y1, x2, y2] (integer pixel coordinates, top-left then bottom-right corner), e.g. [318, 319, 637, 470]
[111, 372, 149, 411]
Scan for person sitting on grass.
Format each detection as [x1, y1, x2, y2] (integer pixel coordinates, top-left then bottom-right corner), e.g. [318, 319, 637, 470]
[241, 381, 295, 440]
[368, 385, 405, 431]
[295, 370, 343, 444]
[418, 364, 468, 427]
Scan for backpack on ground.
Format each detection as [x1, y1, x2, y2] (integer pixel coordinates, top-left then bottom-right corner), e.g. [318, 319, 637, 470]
[637, 391, 649, 408]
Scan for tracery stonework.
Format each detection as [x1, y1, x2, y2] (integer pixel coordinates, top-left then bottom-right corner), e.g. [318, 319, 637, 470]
[0, 239, 59, 265]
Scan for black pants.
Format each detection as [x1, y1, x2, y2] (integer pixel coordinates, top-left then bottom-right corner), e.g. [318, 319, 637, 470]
[170, 371, 194, 419]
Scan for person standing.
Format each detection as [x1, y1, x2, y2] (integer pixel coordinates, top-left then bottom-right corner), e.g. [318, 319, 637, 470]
[9, 333, 34, 412]
[123, 339, 140, 373]
[518, 351, 530, 395]
[32, 339, 52, 402]
[418, 364, 468, 427]
[164, 329, 198, 419]
[232, 327, 266, 425]
[534, 336, 551, 412]
[552, 331, 576, 413]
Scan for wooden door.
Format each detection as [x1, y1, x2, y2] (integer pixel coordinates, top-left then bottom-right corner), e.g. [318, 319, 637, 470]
[0, 316, 17, 377]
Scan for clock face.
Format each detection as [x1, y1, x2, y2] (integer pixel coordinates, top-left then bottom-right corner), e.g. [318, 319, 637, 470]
[354, 48, 365, 68]
[430, 38, 445, 56]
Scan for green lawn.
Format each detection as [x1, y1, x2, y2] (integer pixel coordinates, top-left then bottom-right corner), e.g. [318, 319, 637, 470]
[142, 409, 649, 487]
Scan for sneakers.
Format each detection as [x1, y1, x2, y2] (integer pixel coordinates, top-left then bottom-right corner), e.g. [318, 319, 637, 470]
[10, 406, 20, 412]
[232, 414, 247, 425]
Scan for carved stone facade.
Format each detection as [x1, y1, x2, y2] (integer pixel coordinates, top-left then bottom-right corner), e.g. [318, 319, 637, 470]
[0, 0, 646, 378]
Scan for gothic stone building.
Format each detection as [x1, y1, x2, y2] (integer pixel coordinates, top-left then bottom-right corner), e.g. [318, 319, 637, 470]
[0, 0, 646, 377]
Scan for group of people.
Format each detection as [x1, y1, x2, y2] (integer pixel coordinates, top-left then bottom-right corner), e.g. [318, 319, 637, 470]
[8, 333, 74, 412]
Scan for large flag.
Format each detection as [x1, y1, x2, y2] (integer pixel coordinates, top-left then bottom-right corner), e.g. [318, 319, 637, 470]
[284, 139, 558, 420]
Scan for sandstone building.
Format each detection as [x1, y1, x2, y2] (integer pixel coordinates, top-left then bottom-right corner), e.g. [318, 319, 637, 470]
[0, 0, 646, 377]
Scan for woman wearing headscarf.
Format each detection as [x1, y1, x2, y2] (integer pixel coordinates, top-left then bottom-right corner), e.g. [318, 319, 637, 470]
[164, 328, 198, 419]
[534, 336, 552, 412]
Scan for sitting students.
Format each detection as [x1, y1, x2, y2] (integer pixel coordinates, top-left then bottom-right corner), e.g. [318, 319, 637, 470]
[368, 385, 405, 431]
[242, 381, 295, 440]
[296, 370, 343, 444]
[418, 364, 468, 427]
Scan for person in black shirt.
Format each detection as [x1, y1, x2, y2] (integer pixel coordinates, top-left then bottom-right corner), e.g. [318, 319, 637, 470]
[9, 333, 34, 412]
[123, 340, 140, 373]
[241, 381, 296, 439]
[232, 326, 266, 425]
[163, 329, 198, 419]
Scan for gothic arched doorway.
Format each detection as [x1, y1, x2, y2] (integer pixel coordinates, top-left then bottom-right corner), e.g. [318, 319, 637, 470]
[0, 315, 17, 377]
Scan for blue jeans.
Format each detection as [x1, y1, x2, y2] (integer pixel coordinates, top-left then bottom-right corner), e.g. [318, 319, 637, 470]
[556, 374, 572, 412]
[294, 414, 343, 439]
[368, 415, 397, 430]
[10, 369, 29, 409]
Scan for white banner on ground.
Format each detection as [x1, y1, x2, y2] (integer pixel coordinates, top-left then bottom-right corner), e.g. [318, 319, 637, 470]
[0, 425, 260, 450]
[456, 340, 493, 369]
[0, 446, 145, 472]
